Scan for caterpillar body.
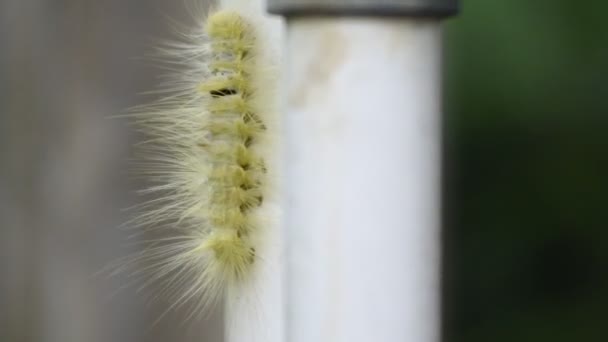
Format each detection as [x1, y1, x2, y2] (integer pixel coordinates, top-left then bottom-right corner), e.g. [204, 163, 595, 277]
[123, 6, 280, 317]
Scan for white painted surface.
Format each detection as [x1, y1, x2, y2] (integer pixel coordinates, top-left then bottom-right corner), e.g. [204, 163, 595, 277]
[283, 18, 442, 342]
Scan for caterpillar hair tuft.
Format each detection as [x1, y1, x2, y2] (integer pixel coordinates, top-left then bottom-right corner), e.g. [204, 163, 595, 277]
[117, 5, 279, 317]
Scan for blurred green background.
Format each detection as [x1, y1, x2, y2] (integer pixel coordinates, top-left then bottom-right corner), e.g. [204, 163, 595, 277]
[443, 1, 608, 341]
[0, 0, 606, 341]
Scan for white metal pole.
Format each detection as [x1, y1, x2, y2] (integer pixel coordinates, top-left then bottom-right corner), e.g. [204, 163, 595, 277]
[271, 0, 457, 340]
[218, 1, 284, 342]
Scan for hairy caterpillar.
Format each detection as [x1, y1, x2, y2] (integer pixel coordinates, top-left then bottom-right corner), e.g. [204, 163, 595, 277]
[119, 4, 280, 319]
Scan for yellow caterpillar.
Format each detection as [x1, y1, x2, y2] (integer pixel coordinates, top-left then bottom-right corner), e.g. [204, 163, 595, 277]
[122, 7, 279, 315]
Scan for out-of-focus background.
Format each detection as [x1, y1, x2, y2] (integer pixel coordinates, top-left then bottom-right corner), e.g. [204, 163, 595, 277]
[0, 0, 606, 342]
[443, 1, 608, 341]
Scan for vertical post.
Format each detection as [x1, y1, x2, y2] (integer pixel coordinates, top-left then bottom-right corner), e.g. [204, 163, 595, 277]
[219, 1, 284, 342]
[269, 1, 457, 342]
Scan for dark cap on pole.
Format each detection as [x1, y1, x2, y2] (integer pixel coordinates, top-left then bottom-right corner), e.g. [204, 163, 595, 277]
[268, 0, 459, 18]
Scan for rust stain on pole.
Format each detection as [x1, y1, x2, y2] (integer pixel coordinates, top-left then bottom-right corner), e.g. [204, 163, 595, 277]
[290, 25, 348, 108]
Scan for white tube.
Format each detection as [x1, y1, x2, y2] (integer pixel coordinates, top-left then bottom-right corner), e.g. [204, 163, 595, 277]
[283, 18, 442, 342]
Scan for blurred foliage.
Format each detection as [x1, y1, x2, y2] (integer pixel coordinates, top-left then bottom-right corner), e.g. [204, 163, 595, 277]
[443, 1, 608, 341]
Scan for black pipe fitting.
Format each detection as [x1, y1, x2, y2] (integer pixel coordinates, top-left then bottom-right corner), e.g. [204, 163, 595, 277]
[268, 0, 459, 18]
